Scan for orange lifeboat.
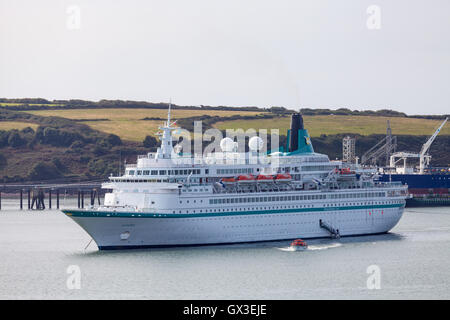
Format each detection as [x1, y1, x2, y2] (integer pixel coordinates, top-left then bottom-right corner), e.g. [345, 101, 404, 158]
[274, 173, 292, 183]
[221, 177, 236, 185]
[338, 168, 355, 174]
[236, 174, 256, 183]
[256, 174, 274, 182]
[337, 168, 356, 180]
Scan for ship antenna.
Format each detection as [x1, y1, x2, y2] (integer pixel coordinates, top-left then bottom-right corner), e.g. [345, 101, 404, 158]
[167, 99, 171, 127]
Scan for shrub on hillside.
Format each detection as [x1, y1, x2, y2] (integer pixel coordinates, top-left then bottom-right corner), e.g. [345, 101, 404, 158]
[88, 159, 117, 177]
[7, 131, 26, 147]
[106, 134, 122, 146]
[28, 161, 62, 180]
[0, 153, 7, 169]
[143, 135, 158, 148]
[0, 131, 9, 148]
[39, 127, 84, 147]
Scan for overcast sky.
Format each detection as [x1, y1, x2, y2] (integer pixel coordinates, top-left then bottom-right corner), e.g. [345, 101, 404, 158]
[1, 0, 449, 114]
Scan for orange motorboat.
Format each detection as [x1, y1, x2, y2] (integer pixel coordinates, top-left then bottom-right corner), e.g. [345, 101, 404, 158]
[290, 239, 308, 251]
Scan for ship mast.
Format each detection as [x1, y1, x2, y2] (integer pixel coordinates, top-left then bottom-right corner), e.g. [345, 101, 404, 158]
[155, 101, 177, 160]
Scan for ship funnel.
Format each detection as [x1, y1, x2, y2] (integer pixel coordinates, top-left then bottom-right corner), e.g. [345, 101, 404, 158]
[287, 113, 314, 154]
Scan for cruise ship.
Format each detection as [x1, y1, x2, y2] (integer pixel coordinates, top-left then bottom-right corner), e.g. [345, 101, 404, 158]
[62, 110, 408, 250]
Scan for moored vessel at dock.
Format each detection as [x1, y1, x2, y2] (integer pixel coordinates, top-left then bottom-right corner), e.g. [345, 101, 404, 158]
[376, 117, 449, 207]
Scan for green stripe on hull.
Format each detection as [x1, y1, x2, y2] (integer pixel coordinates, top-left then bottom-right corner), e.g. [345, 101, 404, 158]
[62, 203, 404, 219]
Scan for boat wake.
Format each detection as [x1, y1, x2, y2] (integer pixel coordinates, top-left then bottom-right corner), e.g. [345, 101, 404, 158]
[278, 243, 342, 252]
[308, 243, 342, 250]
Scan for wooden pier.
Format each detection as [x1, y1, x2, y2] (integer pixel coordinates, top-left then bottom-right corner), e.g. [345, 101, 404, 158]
[0, 182, 105, 211]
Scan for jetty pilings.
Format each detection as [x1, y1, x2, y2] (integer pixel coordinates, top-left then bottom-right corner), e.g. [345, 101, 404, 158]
[0, 183, 104, 211]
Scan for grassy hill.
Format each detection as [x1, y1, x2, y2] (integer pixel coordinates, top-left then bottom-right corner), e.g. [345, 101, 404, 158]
[24, 108, 266, 142]
[214, 115, 450, 137]
[13, 111, 450, 141]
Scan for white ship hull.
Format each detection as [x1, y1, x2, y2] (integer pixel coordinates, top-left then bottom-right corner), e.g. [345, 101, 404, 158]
[64, 203, 404, 249]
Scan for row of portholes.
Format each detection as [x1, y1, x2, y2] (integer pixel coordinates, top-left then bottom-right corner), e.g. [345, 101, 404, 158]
[172, 205, 315, 214]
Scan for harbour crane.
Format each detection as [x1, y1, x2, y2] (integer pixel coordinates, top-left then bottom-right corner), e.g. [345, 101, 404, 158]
[389, 117, 448, 174]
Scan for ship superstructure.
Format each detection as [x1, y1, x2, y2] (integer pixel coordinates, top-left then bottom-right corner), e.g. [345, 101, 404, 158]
[63, 109, 407, 249]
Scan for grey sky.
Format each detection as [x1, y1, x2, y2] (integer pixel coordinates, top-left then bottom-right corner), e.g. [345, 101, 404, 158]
[1, 0, 449, 114]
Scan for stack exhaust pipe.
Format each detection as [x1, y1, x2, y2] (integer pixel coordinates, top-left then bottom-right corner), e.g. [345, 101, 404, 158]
[289, 113, 304, 153]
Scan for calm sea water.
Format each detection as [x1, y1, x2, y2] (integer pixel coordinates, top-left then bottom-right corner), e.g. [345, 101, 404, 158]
[0, 197, 449, 299]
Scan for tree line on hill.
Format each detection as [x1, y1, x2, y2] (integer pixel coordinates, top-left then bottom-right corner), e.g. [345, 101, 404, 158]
[1, 98, 447, 119]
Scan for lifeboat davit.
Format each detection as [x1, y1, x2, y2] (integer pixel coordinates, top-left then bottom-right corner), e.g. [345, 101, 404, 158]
[221, 177, 236, 185]
[236, 174, 256, 183]
[290, 239, 308, 251]
[274, 173, 292, 183]
[256, 174, 274, 182]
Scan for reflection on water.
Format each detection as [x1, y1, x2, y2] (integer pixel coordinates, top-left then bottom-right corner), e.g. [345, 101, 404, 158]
[0, 198, 449, 300]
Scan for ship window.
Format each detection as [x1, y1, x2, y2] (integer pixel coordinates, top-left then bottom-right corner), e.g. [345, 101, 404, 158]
[137, 170, 142, 175]
[129, 170, 135, 175]
[151, 170, 158, 175]
[159, 170, 166, 175]
[143, 170, 149, 175]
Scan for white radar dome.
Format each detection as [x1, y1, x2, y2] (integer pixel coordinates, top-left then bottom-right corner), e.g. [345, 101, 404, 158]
[220, 137, 236, 152]
[248, 136, 264, 151]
